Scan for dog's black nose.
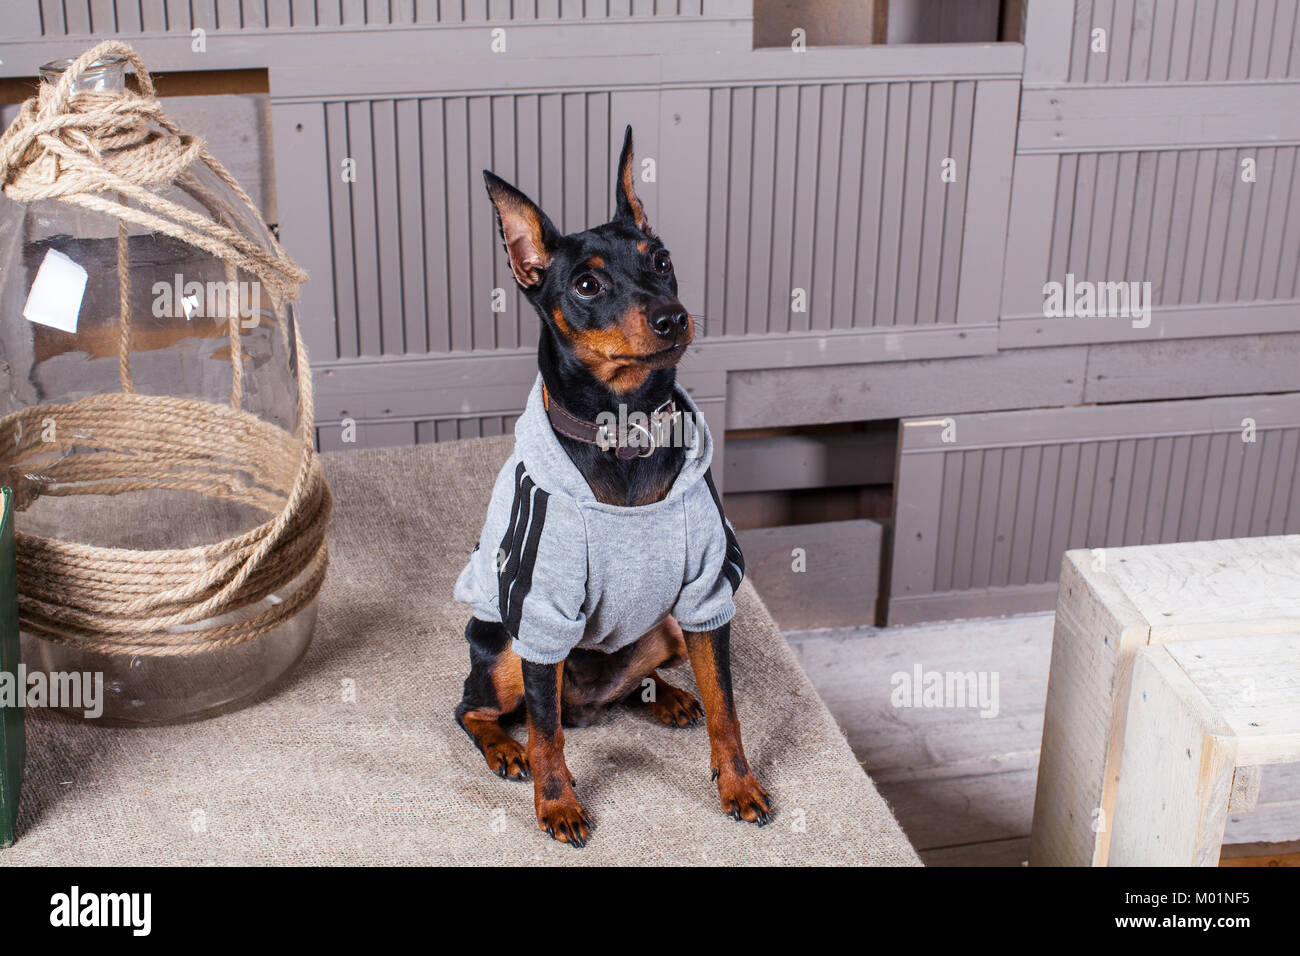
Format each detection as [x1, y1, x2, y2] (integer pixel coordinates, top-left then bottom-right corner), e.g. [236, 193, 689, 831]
[650, 307, 690, 339]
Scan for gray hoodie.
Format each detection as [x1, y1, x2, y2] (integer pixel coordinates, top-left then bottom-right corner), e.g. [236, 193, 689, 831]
[454, 375, 744, 665]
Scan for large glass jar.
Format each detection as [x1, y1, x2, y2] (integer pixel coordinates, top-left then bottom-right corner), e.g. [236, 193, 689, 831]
[0, 49, 327, 724]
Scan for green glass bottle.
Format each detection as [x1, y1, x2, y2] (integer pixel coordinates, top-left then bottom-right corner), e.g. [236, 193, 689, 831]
[0, 487, 22, 848]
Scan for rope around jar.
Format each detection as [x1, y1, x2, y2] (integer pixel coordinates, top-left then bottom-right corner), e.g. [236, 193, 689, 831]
[0, 41, 331, 656]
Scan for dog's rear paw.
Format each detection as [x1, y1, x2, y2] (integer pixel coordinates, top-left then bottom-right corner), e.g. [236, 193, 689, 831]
[649, 683, 704, 728]
[537, 795, 592, 848]
[717, 771, 772, 826]
[482, 737, 530, 781]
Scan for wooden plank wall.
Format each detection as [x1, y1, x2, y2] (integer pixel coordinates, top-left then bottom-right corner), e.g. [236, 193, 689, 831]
[876, 0, 1300, 623]
[266, 39, 1021, 474]
[0, 13, 1023, 452]
[889, 393, 1300, 624]
[700, 79, 975, 334]
[1067, 0, 1300, 83]
[320, 90, 618, 359]
[309, 74, 984, 358]
[1005, 0, 1300, 344]
[317, 411, 520, 450]
[1042, 146, 1300, 308]
[30, 0, 730, 35]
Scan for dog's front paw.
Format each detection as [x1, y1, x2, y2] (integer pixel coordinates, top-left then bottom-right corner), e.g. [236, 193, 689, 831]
[483, 737, 530, 781]
[650, 683, 704, 728]
[714, 769, 772, 826]
[536, 790, 593, 848]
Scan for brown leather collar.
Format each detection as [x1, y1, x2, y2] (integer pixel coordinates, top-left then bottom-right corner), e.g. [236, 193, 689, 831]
[542, 384, 679, 461]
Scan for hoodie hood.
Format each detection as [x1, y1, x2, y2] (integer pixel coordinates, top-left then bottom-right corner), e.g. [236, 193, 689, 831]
[513, 373, 714, 508]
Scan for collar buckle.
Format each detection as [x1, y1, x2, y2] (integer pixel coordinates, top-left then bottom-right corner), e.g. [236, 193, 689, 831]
[595, 422, 616, 451]
[648, 399, 678, 452]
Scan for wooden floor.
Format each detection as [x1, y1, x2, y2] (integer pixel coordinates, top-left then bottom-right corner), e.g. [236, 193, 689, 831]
[787, 613, 1300, 866]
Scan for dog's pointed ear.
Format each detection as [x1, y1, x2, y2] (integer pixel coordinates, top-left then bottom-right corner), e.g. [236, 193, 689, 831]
[614, 124, 650, 233]
[483, 170, 560, 288]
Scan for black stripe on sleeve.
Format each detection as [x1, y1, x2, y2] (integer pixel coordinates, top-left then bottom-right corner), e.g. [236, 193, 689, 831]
[496, 463, 530, 617]
[719, 558, 742, 595]
[504, 485, 550, 637]
[703, 468, 744, 594]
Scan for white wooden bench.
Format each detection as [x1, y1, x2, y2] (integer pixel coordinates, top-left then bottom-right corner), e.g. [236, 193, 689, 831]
[1109, 634, 1300, 865]
[1030, 536, 1300, 867]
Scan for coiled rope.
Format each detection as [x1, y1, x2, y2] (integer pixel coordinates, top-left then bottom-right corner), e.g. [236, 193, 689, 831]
[0, 41, 331, 656]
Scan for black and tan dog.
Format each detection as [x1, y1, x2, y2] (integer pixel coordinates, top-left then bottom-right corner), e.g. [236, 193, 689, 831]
[453, 126, 770, 847]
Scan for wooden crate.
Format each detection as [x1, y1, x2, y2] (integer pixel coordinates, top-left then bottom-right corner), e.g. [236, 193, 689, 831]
[1110, 634, 1300, 866]
[1030, 535, 1300, 866]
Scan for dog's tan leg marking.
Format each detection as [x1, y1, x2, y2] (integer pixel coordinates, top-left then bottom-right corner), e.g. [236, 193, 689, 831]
[461, 646, 530, 780]
[683, 623, 771, 825]
[525, 661, 591, 847]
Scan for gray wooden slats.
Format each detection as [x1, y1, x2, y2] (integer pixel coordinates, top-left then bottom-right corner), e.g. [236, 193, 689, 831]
[270, 102, 339, 362]
[317, 412, 521, 450]
[33, 0, 58, 35]
[294, 41, 1015, 360]
[855, 80, 890, 331]
[1017, 84, 1300, 152]
[1030, 145, 1300, 309]
[417, 413, 520, 442]
[889, 393, 1300, 624]
[657, 87, 709, 322]
[213, 0, 243, 29]
[1067, 0, 1094, 83]
[345, 100, 384, 356]
[700, 79, 980, 335]
[828, 83, 866, 332]
[955, 79, 1016, 327]
[7, 2, 43, 35]
[1022, 444, 1056, 586]
[874, 82, 911, 328]
[896, 82, 931, 329]
[241, 1, 267, 27]
[468, 95, 496, 351]
[443, 95, 476, 353]
[746, 85, 775, 335]
[789, 84, 820, 334]
[1024, 0, 1077, 83]
[914, 81, 951, 329]
[700, 84, 729, 335]
[62, 0, 92, 32]
[87, 0, 118, 31]
[1067, 0, 1300, 83]
[394, 98, 427, 353]
[721, 84, 756, 338]
[25, 0, 737, 33]
[373, 99, 407, 355]
[318, 89, 618, 357]
[188, 2, 215, 29]
[263, 0, 289, 27]
[323, 101, 358, 357]
[490, 94, 516, 351]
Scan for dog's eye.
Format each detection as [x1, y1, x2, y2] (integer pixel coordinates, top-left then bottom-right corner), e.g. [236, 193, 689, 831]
[653, 250, 673, 275]
[573, 274, 603, 298]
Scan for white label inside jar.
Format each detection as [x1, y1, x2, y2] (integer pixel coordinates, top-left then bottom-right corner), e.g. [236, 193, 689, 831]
[23, 248, 89, 334]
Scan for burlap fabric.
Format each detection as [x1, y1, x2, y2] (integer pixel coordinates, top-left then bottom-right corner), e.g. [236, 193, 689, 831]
[2, 437, 919, 865]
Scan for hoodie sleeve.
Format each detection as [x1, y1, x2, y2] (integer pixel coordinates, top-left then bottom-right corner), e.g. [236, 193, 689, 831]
[673, 468, 745, 633]
[453, 458, 589, 664]
[453, 455, 519, 625]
